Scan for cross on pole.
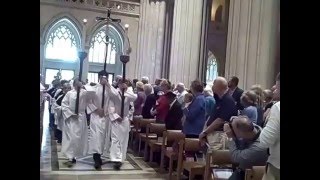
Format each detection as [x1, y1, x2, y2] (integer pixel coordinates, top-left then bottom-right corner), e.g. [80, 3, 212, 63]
[96, 9, 121, 109]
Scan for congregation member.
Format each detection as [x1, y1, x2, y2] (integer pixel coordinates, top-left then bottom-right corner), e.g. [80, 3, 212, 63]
[61, 78, 94, 167]
[164, 91, 183, 130]
[141, 84, 156, 119]
[133, 81, 146, 116]
[108, 79, 137, 170]
[260, 73, 280, 180]
[174, 83, 188, 107]
[250, 85, 264, 128]
[181, 92, 193, 125]
[200, 77, 237, 150]
[224, 116, 268, 180]
[227, 76, 244, 111]
[183, 80, 206, 138]
[151, 79, 171, 123]
[239, 90, 258, 124]
[141, 76, 149, 84]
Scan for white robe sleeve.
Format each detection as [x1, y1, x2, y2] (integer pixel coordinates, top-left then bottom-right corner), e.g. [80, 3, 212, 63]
[108, 105, 121, 121]
[53, 103, 62, 121]
[84, 85, 98, 114]
[125, 91, 137, 103]
[61, 92, 74, 120]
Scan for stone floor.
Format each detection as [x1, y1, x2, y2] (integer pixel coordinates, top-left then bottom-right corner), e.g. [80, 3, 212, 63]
[40, 102, 168, 180]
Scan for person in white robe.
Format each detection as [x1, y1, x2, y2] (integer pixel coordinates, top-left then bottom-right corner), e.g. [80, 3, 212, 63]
[52, 83, 72, 145]
[86, 70, 117, 170]
[108, 79, 137, 170]
[61, 78, 94, 167]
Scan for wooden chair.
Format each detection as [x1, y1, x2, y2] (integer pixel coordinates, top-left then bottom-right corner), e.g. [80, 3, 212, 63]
[144, 123, 166, 162]
[159, 130, 185, 177]
[203, 149, 233, 180]
[176, 138, 205, 180]
[245, 166, 265, 180]
[137, 118, 156, 155]
[130, 116, 143, 150]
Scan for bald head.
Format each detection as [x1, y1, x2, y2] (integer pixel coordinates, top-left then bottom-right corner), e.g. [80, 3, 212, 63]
[212, 77, 228, 96]
[232, 116, 255, 136]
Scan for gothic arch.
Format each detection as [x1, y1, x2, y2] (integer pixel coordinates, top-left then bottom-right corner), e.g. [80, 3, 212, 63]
[87, 21, 130, 55]
[41, 13, 83, 43]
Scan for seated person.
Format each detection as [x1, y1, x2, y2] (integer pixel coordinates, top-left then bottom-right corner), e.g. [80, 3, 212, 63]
[240, 91, 258, 124]
[224, 116, 268, 180]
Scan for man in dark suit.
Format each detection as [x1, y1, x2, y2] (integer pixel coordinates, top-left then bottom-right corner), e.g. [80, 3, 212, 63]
[228, 76, 244, 111]
[164, 91, 183, 130]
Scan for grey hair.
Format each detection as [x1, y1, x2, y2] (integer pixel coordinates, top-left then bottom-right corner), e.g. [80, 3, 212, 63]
[143, 84, 153, 95]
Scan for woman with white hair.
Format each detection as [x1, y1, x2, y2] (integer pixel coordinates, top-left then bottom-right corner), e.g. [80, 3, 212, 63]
[133, 81, 146, 116]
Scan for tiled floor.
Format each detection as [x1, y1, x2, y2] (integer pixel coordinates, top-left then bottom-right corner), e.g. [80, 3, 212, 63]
[40, 102, 167, 180]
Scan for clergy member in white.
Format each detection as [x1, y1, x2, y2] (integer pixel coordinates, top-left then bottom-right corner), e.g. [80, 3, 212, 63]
[61, 78, 94, 167]
[108, 79, 137, 170]
[86, 70, 116, 170]
[52, 83, 72, 145]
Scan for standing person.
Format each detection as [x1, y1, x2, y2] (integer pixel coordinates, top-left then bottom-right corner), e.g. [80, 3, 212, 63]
[260, 73, 280, 180]
[142, 84, 156, 119]
[164, 91, 183, 130]
[141, 76, 149, 84]
[112, 75, 122, 88]
[175, 83, 188, 107]
[52, 82, 72, 145]
[240, 90, 258, 124]
[133, 81, 146, 116]
[61, 78, 93, 167]
[151, 79, 171, 123]
[86, 71, 116, 170]
[47, 80, 61, 129]
[108, 79, 137, 170]
[183, 80, 206, 138]
[227, 76, 244, 111]
[199, 77, 238, 150]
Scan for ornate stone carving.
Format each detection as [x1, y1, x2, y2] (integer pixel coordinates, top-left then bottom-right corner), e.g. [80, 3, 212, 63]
[41, 0, 140, 16]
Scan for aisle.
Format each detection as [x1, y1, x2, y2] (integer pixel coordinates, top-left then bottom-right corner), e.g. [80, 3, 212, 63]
[40, 102, 166, 180]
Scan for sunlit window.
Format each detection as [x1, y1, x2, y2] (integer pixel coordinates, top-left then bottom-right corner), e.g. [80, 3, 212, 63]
[206, 51, 218, 85]
[45, 18, 81, 61]
[88, 25, 121, 64]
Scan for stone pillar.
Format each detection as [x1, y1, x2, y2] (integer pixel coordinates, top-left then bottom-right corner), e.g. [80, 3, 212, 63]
[169, 0, 204, 87]
[40, 39, 45, 75]
[225, 0, 279, 90]
[136, 0, 166, 83]
[81, 22, 89, 81]
[161, 0, 174, 79]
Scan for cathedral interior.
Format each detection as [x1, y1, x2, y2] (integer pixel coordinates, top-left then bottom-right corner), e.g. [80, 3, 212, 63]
[40, 0, 280, 179]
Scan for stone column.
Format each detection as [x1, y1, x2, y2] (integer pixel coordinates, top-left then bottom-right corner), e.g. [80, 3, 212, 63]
[161, 0, 174, 79]
[136, 0, 166, 83]
[168, 0, 204, 87]
[81, 22, 89, 81]
[225, 0, 279, 90]
[40, 38, 45, 75]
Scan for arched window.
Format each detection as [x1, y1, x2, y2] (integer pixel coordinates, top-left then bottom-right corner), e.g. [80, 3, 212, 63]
[45, 18, 81, 61]
[88, 25, 123, 64]
[206, 51, 218, 85]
